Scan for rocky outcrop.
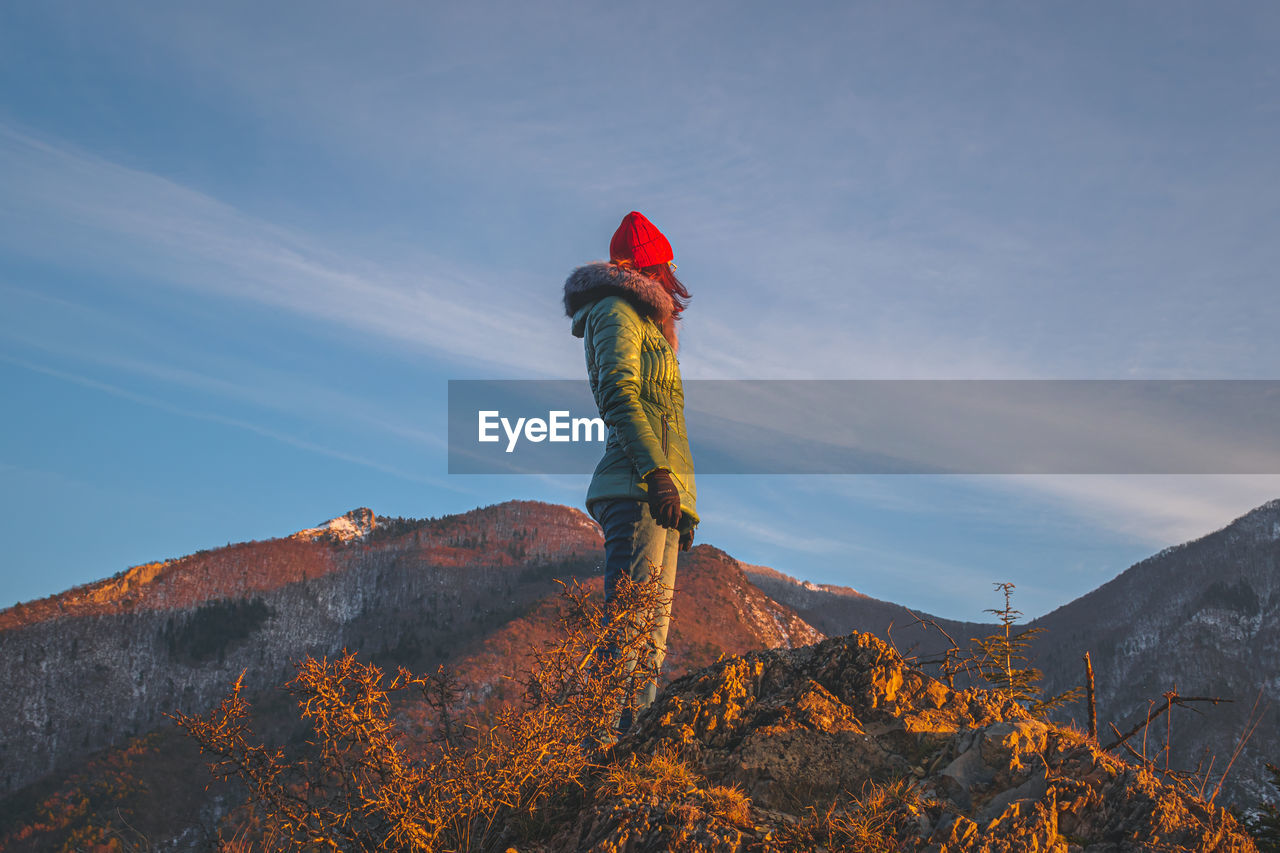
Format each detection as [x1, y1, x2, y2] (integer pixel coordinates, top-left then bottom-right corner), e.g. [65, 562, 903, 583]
[554, 632, 1257, 852]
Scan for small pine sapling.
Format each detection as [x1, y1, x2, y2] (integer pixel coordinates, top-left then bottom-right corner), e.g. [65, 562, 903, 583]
[969, 583, 1080, 718]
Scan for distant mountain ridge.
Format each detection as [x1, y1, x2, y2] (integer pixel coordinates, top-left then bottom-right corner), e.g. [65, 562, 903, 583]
[739, 561, 991, 655]
[0, 501, 605, 794]
[1029, 497, 1280, 804]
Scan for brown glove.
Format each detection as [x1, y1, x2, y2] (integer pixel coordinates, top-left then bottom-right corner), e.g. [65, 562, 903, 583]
[679, 528, 694, 552]
[645, 469, 682, 530]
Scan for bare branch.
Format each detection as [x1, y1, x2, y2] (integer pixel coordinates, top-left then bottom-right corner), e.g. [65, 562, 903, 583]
[1209, 690, 1269, 804]
[1101, 693, 1232, 752]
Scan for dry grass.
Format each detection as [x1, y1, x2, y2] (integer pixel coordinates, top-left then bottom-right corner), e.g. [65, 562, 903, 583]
[573, 748, 754, 851]
[601, 748, 752, 828]
[770, 778, 933, 853]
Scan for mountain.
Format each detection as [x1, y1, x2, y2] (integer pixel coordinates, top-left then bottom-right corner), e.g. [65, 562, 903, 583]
[1030, 499, 1280, 805]
[740, 562, 991, 658]
[0, 501, 822, 849]
[2, 497, 1277, 848]
[745, 499, 1280, 807]
[449, 545, 821, 705]
[0, 502, 605, 795]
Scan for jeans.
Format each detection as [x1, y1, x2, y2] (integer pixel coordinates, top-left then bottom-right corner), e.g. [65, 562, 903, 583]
[590, 499, 680, 733]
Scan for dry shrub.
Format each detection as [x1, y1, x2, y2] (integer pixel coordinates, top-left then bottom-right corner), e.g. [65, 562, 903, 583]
[574, 748, 752, 851]
[173, 574, 668, 852]
[600, 748, 751, 828]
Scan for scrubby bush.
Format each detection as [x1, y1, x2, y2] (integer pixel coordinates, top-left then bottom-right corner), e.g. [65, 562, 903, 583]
[175, 575, 667, 851]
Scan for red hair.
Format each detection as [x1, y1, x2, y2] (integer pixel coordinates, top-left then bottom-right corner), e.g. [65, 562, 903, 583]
[640, 263, 691, 316]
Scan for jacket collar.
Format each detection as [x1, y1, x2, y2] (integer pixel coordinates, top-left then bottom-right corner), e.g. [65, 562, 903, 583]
[564, 261, 679, 352]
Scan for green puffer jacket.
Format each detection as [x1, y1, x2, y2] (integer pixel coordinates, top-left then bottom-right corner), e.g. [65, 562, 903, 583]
[563, 262, 697, 533]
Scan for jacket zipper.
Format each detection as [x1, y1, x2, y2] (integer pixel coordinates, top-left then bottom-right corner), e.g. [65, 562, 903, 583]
[661, 413, 670, 456]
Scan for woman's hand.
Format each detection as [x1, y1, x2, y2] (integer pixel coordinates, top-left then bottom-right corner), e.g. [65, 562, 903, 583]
[645, 469, 683, 529]
[679, 528, 694, 552]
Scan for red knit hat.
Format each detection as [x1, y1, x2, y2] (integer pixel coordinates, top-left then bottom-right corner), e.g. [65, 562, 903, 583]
[609, 211, 674, 268]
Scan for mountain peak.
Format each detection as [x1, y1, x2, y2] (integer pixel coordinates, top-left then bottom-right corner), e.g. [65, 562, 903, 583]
[1232, 496, 1280, 539]
[1147, 496, 1280, 564]
[291, 508, 377, 543]
[740, 561, 869, 600]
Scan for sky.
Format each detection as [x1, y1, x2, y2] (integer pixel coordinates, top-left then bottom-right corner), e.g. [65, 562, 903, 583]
[3, 1, 1280, 621]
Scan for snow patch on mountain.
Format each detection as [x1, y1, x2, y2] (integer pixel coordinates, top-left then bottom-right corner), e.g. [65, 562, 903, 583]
[292, 508, 376, 543]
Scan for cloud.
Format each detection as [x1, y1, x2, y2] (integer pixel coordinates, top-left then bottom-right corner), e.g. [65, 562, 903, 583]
[0, 351, 453, 488]
[678, 380, 1280, 479]
[995, 474, 1280, 548]
[0, 120, 1054, 404]
[0, 125, 577, 378]
[0, 282, 449, 451]
[710, 512, 850, 556]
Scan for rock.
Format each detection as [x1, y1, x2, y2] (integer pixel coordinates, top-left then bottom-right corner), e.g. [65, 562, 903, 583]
[940, 743, 995, 809]
[980, 720, 1049, 772]
[576, 632, 1262, 852]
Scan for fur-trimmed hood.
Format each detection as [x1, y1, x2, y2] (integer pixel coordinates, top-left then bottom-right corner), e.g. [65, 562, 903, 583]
[564, 262, 679, 352]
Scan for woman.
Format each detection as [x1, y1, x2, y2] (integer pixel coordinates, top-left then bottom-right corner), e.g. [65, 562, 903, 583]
[562, 211, 698, 734]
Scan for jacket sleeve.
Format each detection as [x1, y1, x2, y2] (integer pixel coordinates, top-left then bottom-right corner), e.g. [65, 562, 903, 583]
[585, 299, 669, 480]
